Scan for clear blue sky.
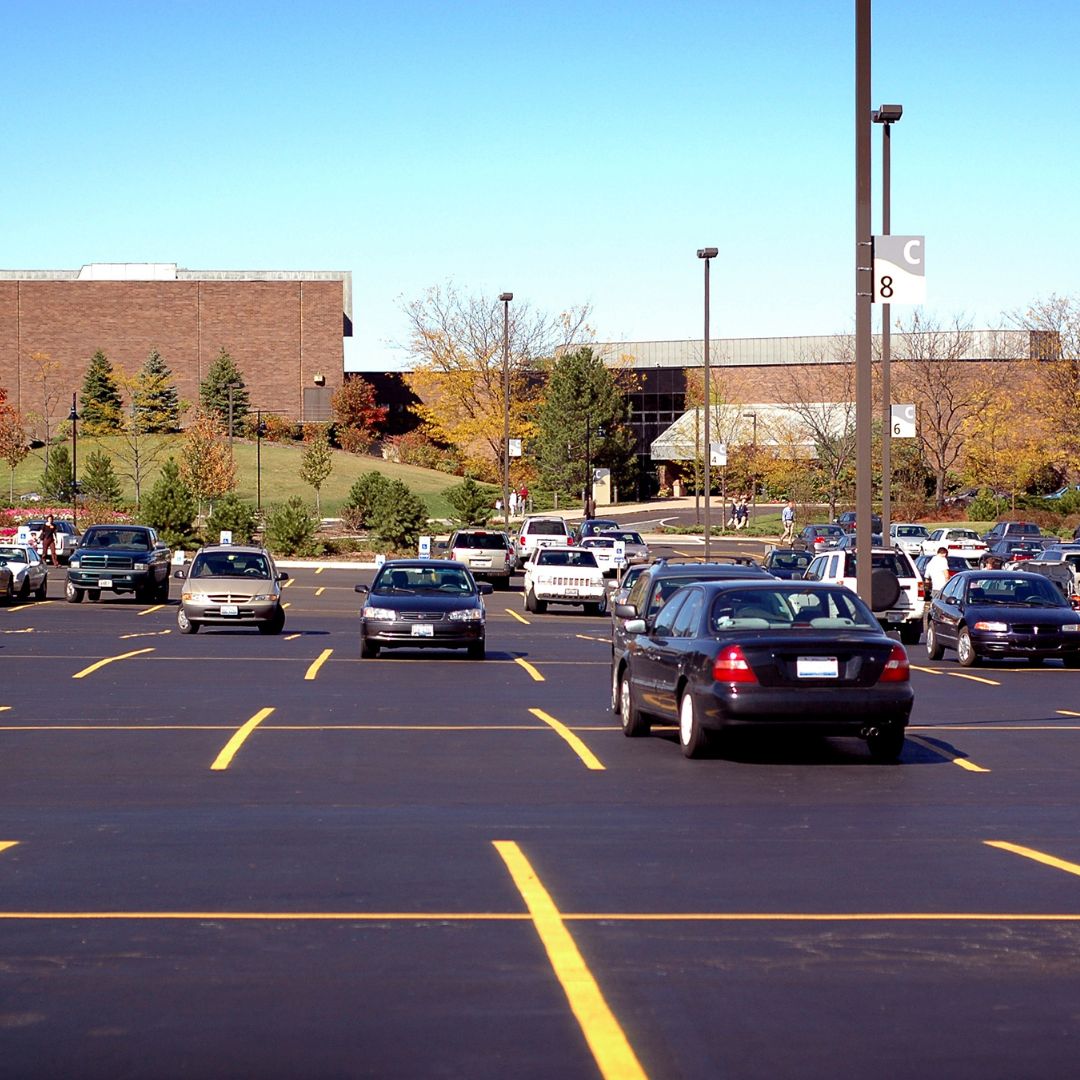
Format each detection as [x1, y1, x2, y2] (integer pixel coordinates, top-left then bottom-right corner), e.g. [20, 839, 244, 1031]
[6, 1, 1078, 370]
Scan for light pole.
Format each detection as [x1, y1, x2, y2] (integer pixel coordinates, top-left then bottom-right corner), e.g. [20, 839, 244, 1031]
[873, 103, 903, 544]
[227, 382, 241, 452]
[499, 292, 513, 525]
[743, 411, 758, 527]
[697, 247, 717, 561]
[255, 410, 266, 514]
[67, 393, 79, 530]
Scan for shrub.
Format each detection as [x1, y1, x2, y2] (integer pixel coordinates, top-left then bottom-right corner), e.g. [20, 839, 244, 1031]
[263, 496, 318, 556]
[140, 458, 199, 548]
[445, 477, 496, 526]
[77, 499, 131, 529]
[370, 479, 429, 550]
[338, 424, 374, 454]
[341, 471, 392, 529]
[205, 492, 259, 545]
[81, 448, 123, 505]
[967, 490, 1003, 522]
[241, 413, 297, 443]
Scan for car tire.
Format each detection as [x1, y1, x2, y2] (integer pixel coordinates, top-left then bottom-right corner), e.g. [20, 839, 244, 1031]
[870, 569, 902, 612]
[468, 640, 485, 660]
[899, 621, 921, 646]
[526, 589, 546, 614]
[259, 607, 285, 635]
[86, 590, 101, 603]
[925, 621, 944, 660]
[18, 578, 30, 600]
[619, 670, 650, 737]
[157, 577, 170, 603]
[177, 609, 199, 634]
[1064, 655, 1080, 669]
[1026, 656, 1045, 667]
[360, 635, 379, 658]
[610, 664, 621, 714]
[956, 627, 980, 667]
[65, 582, 83, 604]
[678, 691, 709, 758]
[867, 724, 905, 762]
[35, 580, 47, 600]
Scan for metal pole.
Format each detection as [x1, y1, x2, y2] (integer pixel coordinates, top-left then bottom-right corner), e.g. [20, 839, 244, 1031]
[228, 384, 235, 453]
[855, 0, 874, 602]
[751, 413, 758, 527]
[881, 119, 893, 543]
[70, 392, 78, 531]
[256, 410, 263, 514]
[500, 293, 512, 526]
[703, 257, 712, 562]
[585, 415, 592, 516]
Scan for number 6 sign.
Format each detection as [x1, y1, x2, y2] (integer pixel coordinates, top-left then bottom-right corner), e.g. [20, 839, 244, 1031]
[873, 235, 925, 304]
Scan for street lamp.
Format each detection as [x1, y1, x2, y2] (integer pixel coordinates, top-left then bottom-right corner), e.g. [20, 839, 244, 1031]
[697, 247, 718, 560]
[873, 103, 903, 543]
[743, 411, 758, 526]
[255, 410, 267, 514]
[67, 393, 79, 530]
[226, 382, 241, 452]
[499, 292, 513, 525]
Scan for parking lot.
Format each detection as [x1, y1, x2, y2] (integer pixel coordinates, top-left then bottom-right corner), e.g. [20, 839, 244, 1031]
[4, 560, 1080, 1078]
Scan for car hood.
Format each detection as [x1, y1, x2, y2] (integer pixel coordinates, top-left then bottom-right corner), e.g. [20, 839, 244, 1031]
[184, 575, 278, 595]
[365, 592, 482, 612]
[961, 602, 1080, 626]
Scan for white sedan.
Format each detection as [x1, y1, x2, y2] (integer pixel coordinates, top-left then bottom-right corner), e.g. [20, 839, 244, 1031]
[920, 528, 988, 562]
[0, 544, 49, 600]
[889, 523, 930, 557]
[522, 546, 607, 615]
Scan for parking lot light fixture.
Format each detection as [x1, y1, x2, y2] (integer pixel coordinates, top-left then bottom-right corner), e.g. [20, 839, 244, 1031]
[499, 292, 513, 524]
[67, 393, 80, 529]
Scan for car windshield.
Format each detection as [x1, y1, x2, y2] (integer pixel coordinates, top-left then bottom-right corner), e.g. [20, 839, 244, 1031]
[191, 552, 271, 578]
[0, 546, 28, 563]
[710, 588, 878, 631]
[603, 531, 644, 544]
[965, 577, 1066, 607]
[895, 526, 927, 537]
[374, 567, 474, 595]
[536, 550, 599, 568]
[453, 534, 507, 550]
[581, 538, 615, 549]
[83, 529, 151, 550]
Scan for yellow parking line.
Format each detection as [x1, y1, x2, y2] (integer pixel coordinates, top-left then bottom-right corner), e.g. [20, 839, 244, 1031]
[72, 648, 155, 680]
[0, 841, 18, 855]
[947, 671, 1000, 686]
[0, 706, 10, 712]
[304, 649, 333, 681]
[529, 709, 605, 771]
[910, 664, 943, 676]
[575, 634, 609, 643]
[506, 608, 530, 625]
[315, 587, 325, 597]
[493, 841, 646, 1080]
[137, 604, 166, 616]
[514, 657, 544, 682]
[908, 735, 990, 772]
[284, 633, 302, 641]
[1, 628, 34, 634]
[985, 841, 1080, 879]
[314, 567, 323, 575]
[210, 707, 275, 771]
[282, 578, 294, 588]
[282, 602, 292, 609]
[120, 629, 172, 639]
[1058, 710, 1080, 717]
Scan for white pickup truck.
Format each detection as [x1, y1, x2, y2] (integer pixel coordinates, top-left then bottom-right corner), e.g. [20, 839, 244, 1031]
[522, 546, 607, 616]
[23, 519, 81, 564]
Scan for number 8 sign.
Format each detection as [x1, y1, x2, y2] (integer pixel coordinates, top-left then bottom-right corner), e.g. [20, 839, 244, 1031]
[873, 235, 925, 304]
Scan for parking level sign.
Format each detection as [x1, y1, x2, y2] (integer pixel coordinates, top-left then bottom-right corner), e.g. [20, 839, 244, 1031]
[873, 235, 925, 304]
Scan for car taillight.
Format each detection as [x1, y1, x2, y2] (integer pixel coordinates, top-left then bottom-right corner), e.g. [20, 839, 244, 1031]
[566, 536, 574, 545]
[917, 580, 926, 599]
[879, 643, 910, 682]
[712, 645, 757, 683]
[519, 536, 526, 546]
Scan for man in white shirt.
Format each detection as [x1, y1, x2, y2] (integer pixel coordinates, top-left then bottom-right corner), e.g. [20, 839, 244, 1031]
[924, 546, 951, 631]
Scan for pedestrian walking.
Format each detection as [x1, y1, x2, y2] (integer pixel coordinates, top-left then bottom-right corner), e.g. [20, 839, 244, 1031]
[781, 499, 796, 543]
[39, 514, 60, 567]
[924, 545, 951, 632]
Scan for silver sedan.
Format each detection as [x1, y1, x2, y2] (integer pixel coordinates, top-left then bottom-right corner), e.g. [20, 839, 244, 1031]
[0, 544, 49, 600]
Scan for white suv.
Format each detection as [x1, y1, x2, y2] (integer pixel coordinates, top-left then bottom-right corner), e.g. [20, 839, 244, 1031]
[514, 515, 573, 569]
[522, 546, 606, 615]
[803, 546, 925, 645]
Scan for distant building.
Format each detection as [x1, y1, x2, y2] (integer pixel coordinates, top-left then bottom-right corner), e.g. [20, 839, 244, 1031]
[0, 263, 352, 426]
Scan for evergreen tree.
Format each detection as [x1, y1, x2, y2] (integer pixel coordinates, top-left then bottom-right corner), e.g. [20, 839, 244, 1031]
[341, 471, 391, 529]
[134, 348, 182, 433]
[41, 444, 74, 502]
[299, 425, 334, 518]
[264, 496, 318, 556]
[206, 492, 259, 545]
[199, 349, 250, 434]
[446, 476, 495, 526]
[141, 458, 199, 548]
[370, 479, 428, 550]
[81, 448, 123, 505]
[79, 349, 124, 433]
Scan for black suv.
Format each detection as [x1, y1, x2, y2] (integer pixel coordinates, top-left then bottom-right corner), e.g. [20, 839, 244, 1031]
[66, 524, 172, 603]
[610, 558, 770, 716]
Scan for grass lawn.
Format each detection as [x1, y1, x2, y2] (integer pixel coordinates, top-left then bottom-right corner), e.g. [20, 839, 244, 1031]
[6, 436, 466, 519]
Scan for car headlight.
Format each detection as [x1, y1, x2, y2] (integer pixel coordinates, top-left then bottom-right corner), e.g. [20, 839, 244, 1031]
[181, 591, 195, 601]
[1063, 624, 1080, 634]
[133, 562, 148, 572]
[973, 621, 1008, 632]
[448, 608, 484, 622]
[69, 559, 80, 568]
[251, 593, 277, 602]
[363, 606, 397, 620]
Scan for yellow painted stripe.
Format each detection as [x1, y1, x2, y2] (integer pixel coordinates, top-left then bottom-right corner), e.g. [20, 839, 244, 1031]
[908, 735, 990, 772]
[72, 647, 155, 680]
[210, 707, 275, 771]
[282, 602, 292, 609]
[284, 633, 301, 641]
[120, 629, 171, 639]
[910, 664, 943, 676]
[1, 628, 34, 634]
[0, 706, 11, 713]
[314, 567, 323, 575]
[986, 841, 1080, 878]
[137, 604, 166, 616]
[505, 608, 530, 625]
[493, 841, 647, 1080]
[282, 578, 294, 588]
[947, 671, 1000, 686]
[530, 708, 605, 771]
[575, 634, 609, 643]
[304, 648, 333, 680]
[514, 657, 544, 682]
[0, 841, 18, 855]
[315, 587, 325, 597]
[1058, 710, 1080, 717]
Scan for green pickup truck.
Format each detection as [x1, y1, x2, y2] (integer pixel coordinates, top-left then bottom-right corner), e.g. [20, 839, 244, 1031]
[65, 524, 173, 604]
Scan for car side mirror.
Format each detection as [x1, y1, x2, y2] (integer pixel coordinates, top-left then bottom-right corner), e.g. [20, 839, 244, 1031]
[613, 603, 637, 619]
[477, 582, 494, 595]
[277, 572, 290, 581]
[625, 618, 647, 634]
[173, 568, 187, 579]
[354, 584, 370, 595]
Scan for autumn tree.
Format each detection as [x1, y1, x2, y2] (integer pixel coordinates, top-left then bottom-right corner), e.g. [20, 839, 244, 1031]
[299, 424, 334, 518]
[0, 388, 30, 501]
[25, 351, 63, 468]
[179, 411, 236, 514]
[332, 376, 387, 453]
[103, 366, 172, 508]
[403, 284, 591, 480]
[79, 349, 124, 433]
[199, 349, 249, 435]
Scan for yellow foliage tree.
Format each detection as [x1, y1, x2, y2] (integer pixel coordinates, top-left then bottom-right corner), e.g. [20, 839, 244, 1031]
[179, 411, 236, 514]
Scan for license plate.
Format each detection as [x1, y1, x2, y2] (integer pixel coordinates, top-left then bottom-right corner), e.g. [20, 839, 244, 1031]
[797, 656, 838, 679]
[886, 612, 904, 623]
[564, 588, 579, 597]
[220, 604, 239, 616]
[411, 624, 434, 637]
[98, 578, 113, 588]
[469, 559, 491, 567]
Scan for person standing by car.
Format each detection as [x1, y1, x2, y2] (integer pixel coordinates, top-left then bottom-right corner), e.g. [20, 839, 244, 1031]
[39, 514, 59, 567]
[924, 545, 951, 630]
[781, 500, 796, 543]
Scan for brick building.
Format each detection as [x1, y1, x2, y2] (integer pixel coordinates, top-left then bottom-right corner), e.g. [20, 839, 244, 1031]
[0, 263, 352, 428]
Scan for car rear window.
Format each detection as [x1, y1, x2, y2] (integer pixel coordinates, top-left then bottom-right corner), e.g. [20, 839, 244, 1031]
[843, 553, 912, 577]
[454, 533, 508, 550]
[526, 520, 568, 536]
[710, 588, 877, 631]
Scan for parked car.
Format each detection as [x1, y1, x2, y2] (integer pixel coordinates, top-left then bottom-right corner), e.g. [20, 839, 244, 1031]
[442, 529, 514, 588]
[355, 559, 491, 659]
[1043, 484, 1080, 501]
[0, 544, 49, 600]
[914, 553, 969, 583]
[595, 529, 650, 565]
[925, 570, 1080, 667]
[174, 545, 288, 635]
[522, 546, 607, 615]
[802, 547, 925, 645]
[25, 519, 80, 563]
[834, 532, 883, 551]
[889, 523, 930, 558]
[1022, 545, 1080, 602]
[514, 515, 573, 569]
[797, 524, 846, 552]
[608, 563, 649, 608]
[835, 511, 882, 534]
[614, 579, 913, 760]
[0, 562, 15, 605]
[576, 517, 620, 540]
[579, 537, 624, 577]
[761, 547, 813, 580]
[920, 528, 988, 562]
[981, 540, 1043, 566]
[981, 521, 1044, 546]
[65, 525, 172, 603]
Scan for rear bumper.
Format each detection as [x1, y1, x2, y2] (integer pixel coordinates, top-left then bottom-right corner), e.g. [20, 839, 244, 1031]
[695, 684, 913, 733]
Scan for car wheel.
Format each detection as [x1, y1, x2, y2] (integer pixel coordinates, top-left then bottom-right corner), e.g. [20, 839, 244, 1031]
[35, 580, 47, 600]
[925, 621, 944, 660]
[157, 577, 170, 603]
[610, 664, 621, 714]
[360, 635, 379, 658]
[956, 627, 980, 667]
[899, 621, 921, 646]
[467, 640, 486, 660]
[1064, 655, 1080, 669]
[867, 724, 905, 762]
[618, 669, 650, 737]
[18, 578, 30, 600]
[678, 691, 709, 758]
[1026, 656, 1045, 667]
[65, 581, 83, 604]
[258, 607, 285, 635]
[177, 609, 199, 634]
